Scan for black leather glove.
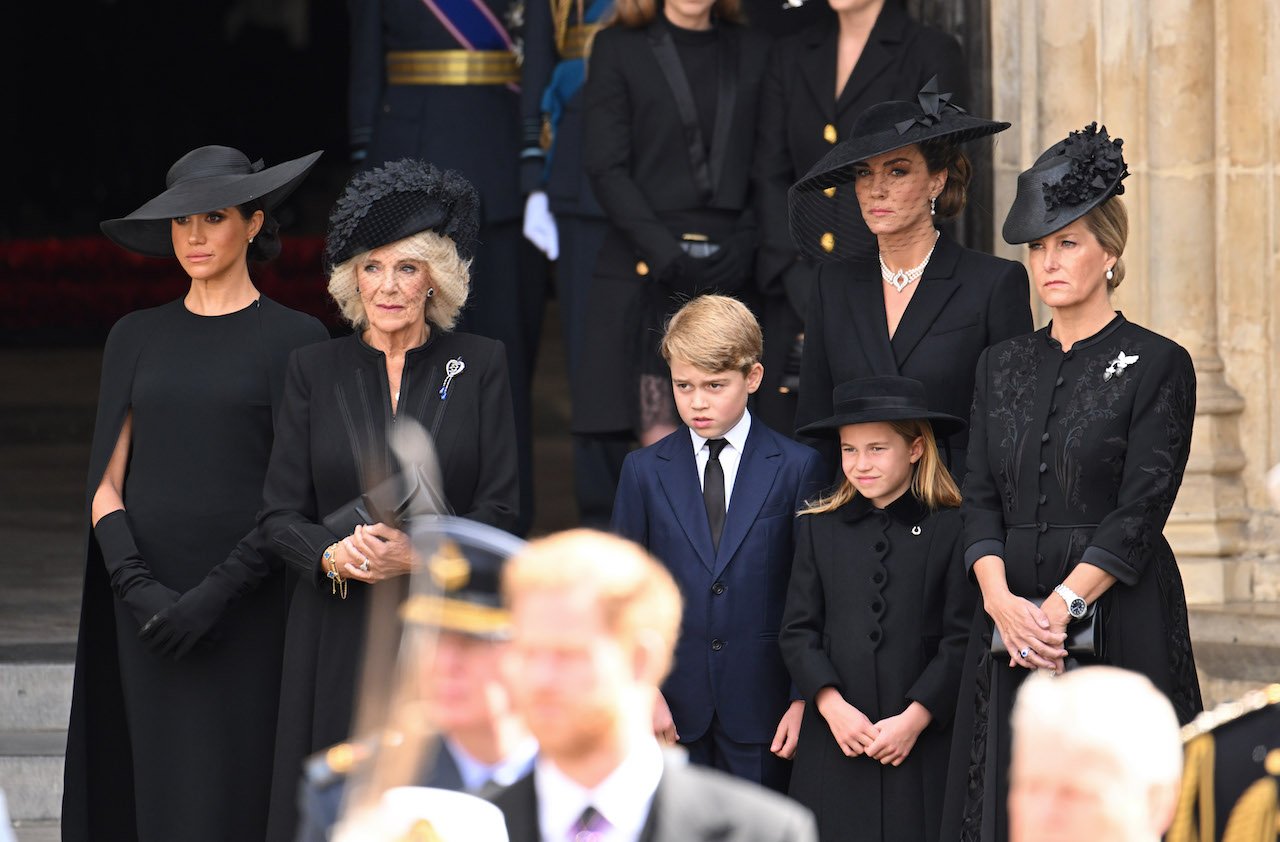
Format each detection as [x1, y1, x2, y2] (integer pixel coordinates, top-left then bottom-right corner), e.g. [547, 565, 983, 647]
[94, 509, 179, 631]
[697, 233, 755, 292]
[659, 252, 714, 297]
[138, 574, 237, 659]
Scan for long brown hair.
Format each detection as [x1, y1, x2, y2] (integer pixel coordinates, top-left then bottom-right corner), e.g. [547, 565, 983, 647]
[799, 419, 962, 515]
[606, 0, 743, 28]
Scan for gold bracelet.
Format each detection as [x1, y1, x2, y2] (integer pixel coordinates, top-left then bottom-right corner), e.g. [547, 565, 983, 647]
[324, 543, 347, 599]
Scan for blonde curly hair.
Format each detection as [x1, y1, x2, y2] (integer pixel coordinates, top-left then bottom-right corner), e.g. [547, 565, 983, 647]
[327, 228, 471, 331]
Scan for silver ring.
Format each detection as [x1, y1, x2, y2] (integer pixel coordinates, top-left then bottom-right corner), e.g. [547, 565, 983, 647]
[1019, 647, 1031, 659]
[360, 560, 370, 572]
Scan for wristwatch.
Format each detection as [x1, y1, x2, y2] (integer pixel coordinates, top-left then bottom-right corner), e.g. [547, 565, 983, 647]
[1054, 584, 1088, 619]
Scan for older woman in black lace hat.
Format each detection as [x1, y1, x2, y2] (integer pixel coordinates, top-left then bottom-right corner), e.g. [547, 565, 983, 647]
[258, 158, 520, 842]
[64, 145, 329, 842]
[942, 123, 1203, 842]
[791, 79, 1033, 485]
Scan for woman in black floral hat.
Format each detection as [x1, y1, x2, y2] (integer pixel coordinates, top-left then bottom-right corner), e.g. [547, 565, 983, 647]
[941, 123, 1203, 842]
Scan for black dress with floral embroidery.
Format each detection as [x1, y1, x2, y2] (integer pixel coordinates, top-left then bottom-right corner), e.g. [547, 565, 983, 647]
[939, 313, 1203, 842]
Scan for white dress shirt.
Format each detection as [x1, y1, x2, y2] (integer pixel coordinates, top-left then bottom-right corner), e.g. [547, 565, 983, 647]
[534, 738, 664, 842]
[689, 409, 751, 512]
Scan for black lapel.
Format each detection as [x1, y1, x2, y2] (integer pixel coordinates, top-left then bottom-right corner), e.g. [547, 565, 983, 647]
[494, 772, 540, 842]
[839, 261, 899, 375]
[646, 23, 714, 200]
[835, 1, 907, 117]
[888, 232, 963, 367]
[706, 26, 738, 200]
[797, 26, 837, 125]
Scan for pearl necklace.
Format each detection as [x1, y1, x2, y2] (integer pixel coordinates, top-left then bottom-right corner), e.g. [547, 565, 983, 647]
[880, 230, 940, 293]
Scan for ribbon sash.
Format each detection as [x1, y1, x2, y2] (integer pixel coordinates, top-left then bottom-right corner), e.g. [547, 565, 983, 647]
[419, 0, 515, 51]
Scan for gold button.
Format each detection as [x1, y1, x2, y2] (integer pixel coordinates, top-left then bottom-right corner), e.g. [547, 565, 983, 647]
[823, 123, 837, 144]
[823, 186, 837, 198]
[636, 261, 650, 276]
[1266, 748, 1280, 776]
[820, 232, 835, 253]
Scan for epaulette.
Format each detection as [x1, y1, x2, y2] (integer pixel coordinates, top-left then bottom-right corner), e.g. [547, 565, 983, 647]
[303, 739, 374, 789]
[1180, 684, 1280, 742]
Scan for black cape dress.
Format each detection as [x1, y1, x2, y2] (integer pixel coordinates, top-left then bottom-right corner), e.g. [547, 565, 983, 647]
[781, 493, 974, 842]
[62, 296, 329, 842]
[941, 314, 1204, 842]
[259, 330, 520, 842]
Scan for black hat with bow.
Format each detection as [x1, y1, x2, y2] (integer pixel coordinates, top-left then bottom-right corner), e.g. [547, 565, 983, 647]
[1002, 122, 1130, 244]
[796, 375, 966, 439]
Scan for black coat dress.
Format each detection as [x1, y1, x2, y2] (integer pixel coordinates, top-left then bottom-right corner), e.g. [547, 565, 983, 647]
[752, 4, 968, 432]
[781, 493, 974, 842]
[796, 232, 1032, 483]
[62, 297, 328, 842]
[942, 314, 1204, 842]
[575, 19, 771, 434]
[260, 330, 519, 842]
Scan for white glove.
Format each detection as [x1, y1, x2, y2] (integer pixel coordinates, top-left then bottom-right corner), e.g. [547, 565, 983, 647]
[522, 191, 559, 260]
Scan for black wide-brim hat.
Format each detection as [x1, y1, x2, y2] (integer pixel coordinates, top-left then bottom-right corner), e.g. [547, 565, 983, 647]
[401, 516, 526, 640]
[100, 145, 323, 258]
[1002, 122, 1129, 244]
[788, 77, 1010, 263]
[797, 375, 966, 439]
[324, 158, 480, 269]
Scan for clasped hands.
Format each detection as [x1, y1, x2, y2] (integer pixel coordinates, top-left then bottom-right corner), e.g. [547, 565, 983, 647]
[816, 688, 932, 767]
[329, 522, 416, 584]
[987, 590, 1068, 674]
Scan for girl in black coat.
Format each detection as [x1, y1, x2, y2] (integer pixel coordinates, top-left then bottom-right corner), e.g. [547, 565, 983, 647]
[791, 81, 1033, 484]
[577, 0, 771, 446]
[781, 376, 975, 842]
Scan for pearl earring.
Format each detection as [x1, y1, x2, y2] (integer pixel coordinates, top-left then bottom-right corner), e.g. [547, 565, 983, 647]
[1106, 267, 1114, 281]
[930, 196, 936, 216]
[248, 237, 255, 244]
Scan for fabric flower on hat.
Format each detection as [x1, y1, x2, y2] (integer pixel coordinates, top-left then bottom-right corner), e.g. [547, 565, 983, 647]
[1042, 122, 1129, 214]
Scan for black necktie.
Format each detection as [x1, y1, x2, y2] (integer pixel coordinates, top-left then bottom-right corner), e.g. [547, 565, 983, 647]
[703, 438, 728, 551]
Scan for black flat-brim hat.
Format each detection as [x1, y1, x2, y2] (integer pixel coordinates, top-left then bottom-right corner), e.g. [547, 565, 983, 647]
[324, 158, 480, 268]
[788, 77, 1010, 262]
[797, 375, 966, 439]
[100, 145, 323, 257]
[401, 516, 526, 640]
[1002, 122, 1129, 244]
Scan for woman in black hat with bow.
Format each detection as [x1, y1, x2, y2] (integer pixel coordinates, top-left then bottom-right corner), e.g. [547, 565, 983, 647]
[256, 158, 519, 842]
[791, 80, 1033, 486]
[780, 376, 974, 842]
[63, 145, 329, 842]
[942, 123, 1203, 842]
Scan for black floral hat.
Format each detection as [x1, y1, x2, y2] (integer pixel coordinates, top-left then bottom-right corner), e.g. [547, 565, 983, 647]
[788, 77, 1010, 262]
[324, 158, 480, 269]
[1002, 122, 1130, 244]
[100, 145, 323, 257]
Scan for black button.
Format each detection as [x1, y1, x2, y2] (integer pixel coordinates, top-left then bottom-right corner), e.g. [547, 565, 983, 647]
[1049, 404, 1058, 415]
[712, 582, 725, 595]
[871, 572, 885, 584]
[873, 541, 886, 552]
[1035, 554, 1044, 566]
[1039, 462, 1047, 473]
[711, 639, 723, 651]
[871, 600, 883, 612]
[1056, 376, 1065, 387]
[1039, 494, 1048, 505]
[1038, 522, 1048, 534]
[1041, 432, 1050, 443]
[1036, 584, 1049, 596]
[868, 630, 881, 643]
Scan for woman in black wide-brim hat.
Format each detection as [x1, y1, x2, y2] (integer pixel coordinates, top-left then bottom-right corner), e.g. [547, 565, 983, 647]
[63, 145, 329, 842]
[940, 123, 1203, 842]
[781, 376, 974, 842]
[791, 78, 1034, 487]
[256, 158, 520, 842]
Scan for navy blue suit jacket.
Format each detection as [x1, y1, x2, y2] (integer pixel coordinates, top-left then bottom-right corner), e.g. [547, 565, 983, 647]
[611, 418, 825, 744]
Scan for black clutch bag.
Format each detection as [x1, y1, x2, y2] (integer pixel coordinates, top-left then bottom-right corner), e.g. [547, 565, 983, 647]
[990, 597, 1104, 660]
[322, 465, 453, 537]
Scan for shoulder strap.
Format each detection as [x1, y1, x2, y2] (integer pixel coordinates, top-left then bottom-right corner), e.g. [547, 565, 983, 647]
[647, 24, 714, 201]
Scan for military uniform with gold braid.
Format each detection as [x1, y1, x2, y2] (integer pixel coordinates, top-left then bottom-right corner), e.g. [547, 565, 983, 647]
[1169, 684, 1280, 842]
[296, 516, 534, 842]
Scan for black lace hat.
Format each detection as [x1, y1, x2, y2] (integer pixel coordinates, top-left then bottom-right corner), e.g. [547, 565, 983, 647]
[100, 145, 323, 257]
[788, 78, 1010, 262]
[1002, 122, 1129, 244]
[324, 158, 480, 269]
[797, 375, 966, 439]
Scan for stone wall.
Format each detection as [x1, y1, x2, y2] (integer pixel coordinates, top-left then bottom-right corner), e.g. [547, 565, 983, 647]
[989, 0, 1279, 605]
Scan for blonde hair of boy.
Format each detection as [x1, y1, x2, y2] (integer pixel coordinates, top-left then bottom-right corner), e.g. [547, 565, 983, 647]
[800, 419, 962, 515]
[660, 295, 762, 375]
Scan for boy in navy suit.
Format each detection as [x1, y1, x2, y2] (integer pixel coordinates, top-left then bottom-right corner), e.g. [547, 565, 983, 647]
[611, 295, 826, 793]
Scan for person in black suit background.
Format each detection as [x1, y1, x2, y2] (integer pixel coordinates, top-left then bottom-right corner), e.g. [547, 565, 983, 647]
[791, 82, 1033, 485]
[577, 0, 772, 455]
[348, 0, 546, 536]
[753, 0, 969, 435]
[491, 528, 818, 842]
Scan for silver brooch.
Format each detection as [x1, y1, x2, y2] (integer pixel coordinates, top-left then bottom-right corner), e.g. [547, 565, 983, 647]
[911, 525, 922, 536]
[439, 357, 465, 400]
[1103, 351, 1139, 382]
